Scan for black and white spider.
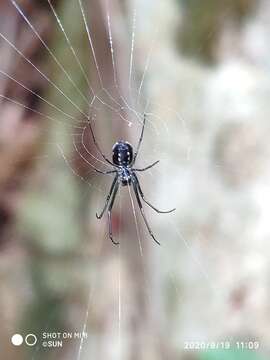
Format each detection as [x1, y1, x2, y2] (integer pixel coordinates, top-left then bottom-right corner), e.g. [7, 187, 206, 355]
[88, 114, 176, 245]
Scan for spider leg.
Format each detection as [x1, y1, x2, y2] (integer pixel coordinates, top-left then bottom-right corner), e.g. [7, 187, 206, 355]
[133, 160, 160, 172]
[96, 175, 118, 219]
[73, 138, 116, 174]
[87, 118, 117, 167]
[132, 180, 161, 246]
[92, 169, 116, 175]
[132, 113, 146, 165]
[108, 182, 120, 245]
[133, 174, 176, 213]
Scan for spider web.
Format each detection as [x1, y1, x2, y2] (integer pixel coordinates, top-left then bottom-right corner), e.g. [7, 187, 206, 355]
[0, 0, 229, 359]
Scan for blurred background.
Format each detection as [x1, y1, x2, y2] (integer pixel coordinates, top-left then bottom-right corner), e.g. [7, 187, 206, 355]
[0, 0, 270, 359]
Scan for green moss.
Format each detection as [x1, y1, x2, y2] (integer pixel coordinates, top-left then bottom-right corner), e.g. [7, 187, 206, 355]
[177, 0, 256, 64]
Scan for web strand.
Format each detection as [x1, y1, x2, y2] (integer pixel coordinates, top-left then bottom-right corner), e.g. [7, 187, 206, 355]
[0, 32, 89, 120]
[46, 0, 95, 96]
[0, 94, 80, 129]
[128, 8, 137, 90]
[10, 0, 91, 107]
[77, 0, 103, 89]
[72, 137, 112, 174]
[75, 214, 107, 360]
[127, 186, 143, 257]
[137, 29, 158, 102]
[106, 0, 118, 88]
[79, 125, 111, 167]
[46, 0, 125, 118]
[0, 70, 79, 123]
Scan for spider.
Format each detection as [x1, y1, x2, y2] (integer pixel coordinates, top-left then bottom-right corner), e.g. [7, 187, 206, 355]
[88, 114, 176, 245]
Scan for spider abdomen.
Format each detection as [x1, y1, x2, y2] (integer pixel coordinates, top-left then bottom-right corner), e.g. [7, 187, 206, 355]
[112, 140, 133, 166]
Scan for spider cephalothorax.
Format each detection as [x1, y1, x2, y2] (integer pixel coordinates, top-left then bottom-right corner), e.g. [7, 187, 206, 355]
[88, 114, 176, 245]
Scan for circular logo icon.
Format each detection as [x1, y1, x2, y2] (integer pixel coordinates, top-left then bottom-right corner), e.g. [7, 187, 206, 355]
[11, 334, 23, 346]
[25, 334, 37, 346]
